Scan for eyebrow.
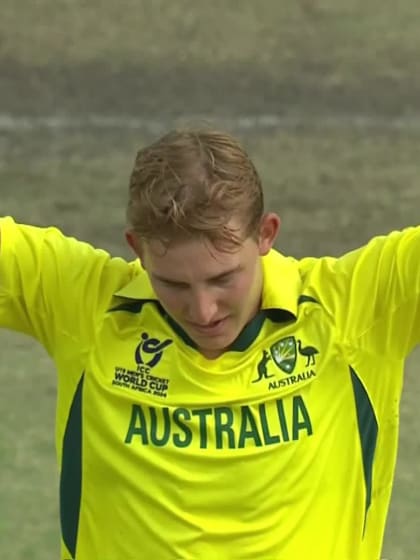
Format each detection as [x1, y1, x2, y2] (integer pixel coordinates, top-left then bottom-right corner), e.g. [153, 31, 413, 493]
[152, 265, 242, 285]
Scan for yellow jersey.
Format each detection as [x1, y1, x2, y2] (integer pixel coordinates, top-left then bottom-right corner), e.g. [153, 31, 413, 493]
[0, 216, 419, 560]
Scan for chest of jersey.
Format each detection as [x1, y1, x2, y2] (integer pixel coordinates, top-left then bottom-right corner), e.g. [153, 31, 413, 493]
[64, 302, 378, 559]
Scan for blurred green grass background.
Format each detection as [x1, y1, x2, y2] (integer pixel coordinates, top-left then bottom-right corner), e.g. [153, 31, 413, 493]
[1, 2, 420, 559]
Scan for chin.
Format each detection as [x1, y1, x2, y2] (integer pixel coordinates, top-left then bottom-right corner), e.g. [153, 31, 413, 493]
[197, 332, 238, 351]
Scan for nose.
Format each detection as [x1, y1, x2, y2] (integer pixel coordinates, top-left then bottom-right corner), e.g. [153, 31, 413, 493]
[186, 289, 218, 325]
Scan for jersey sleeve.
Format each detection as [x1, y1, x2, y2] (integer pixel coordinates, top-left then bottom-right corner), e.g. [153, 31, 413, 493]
[317, 226, 420, 359]
[0, 216, 133, 358]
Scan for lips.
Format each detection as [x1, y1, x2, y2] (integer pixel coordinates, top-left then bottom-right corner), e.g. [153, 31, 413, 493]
[188, 316, 229, 335]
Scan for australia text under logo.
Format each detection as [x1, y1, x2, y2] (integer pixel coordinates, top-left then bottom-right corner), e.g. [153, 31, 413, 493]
[112, 332, 173, 398]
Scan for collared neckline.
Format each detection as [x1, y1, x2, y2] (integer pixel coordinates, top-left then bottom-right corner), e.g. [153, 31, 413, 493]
[260, 250, 300, 316]
[114, 249, 301, 351]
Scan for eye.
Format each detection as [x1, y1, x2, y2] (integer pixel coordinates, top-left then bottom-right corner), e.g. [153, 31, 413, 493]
[212, 274, 233, 286]
[161, 280, 189, 290]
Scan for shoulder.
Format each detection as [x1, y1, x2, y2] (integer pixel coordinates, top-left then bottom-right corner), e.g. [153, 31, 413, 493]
[297, 225, 420, 280]
[0, 215, 137, 298]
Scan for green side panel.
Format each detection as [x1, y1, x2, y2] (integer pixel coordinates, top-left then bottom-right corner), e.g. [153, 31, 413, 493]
[60, 374, 84, 558]
[349, 366, 378, 532]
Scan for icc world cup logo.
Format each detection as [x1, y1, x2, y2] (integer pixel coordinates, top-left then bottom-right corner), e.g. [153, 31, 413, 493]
[135, 332, 173, 369]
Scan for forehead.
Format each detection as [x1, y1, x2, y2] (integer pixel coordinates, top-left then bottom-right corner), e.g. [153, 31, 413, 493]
[143, 237, 254, 282]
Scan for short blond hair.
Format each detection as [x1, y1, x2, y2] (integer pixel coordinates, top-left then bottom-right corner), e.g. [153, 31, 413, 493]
[127, 128, 264, 249]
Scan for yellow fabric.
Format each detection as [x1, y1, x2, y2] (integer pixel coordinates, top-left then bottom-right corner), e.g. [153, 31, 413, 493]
[1, 215, 419, 560]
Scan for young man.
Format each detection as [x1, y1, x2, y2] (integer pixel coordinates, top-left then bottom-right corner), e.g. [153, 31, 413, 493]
[0, 129, 419, 559]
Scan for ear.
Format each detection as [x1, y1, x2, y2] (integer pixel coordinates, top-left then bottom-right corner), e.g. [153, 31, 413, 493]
[125, 229, 143, 259]
[258, 212, 281, 256]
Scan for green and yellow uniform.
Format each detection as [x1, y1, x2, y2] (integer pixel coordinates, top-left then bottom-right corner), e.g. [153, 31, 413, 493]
[1, 215, 419, 560]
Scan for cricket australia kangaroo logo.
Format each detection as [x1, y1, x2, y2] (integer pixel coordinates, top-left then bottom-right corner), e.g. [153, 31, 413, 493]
[271, 336, 298, 373]
[252, 336, 319, 387]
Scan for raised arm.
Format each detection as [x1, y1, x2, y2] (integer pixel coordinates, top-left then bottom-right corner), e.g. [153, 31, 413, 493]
[0, 217, 134, 358]
[315, 226, 420, 359]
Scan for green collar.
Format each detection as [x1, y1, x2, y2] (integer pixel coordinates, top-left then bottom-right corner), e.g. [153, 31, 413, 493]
[114, 249, 301, 351]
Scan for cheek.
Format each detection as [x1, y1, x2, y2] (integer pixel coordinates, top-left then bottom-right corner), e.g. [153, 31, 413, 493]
[235, 267, 262, 308]
[153, 287, 185, 314]
[226, 276, 255, 307]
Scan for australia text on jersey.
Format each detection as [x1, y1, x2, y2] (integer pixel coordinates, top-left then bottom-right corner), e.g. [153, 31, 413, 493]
[125, 395, 313, 450]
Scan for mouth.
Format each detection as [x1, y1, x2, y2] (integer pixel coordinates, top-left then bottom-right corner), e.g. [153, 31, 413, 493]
[187, 316, 229, 335]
